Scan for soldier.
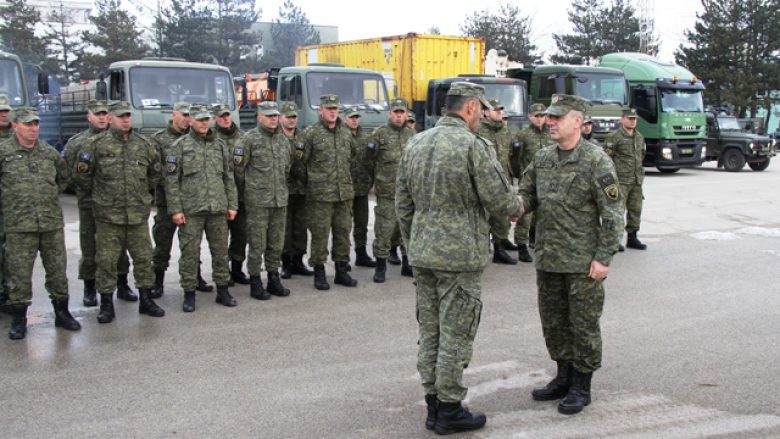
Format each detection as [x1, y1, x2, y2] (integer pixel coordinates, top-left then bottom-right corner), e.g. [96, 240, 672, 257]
[513, 103, 552, 263]
[234, 101, 292, 300]
[604, 108, 647, 251]
[73, 101, 165, 323]
[0, 95, 14, 308]
[343, 106, 376, 268]
[150, 103, 212, 297]
[166, 105, 238, 312]
[279, 101, 313, 279]
[212, 103, 250, 285]
[62, 100, 134, 307]
[0, 95, 12, 140]
[297, 94, 358, 290]
[396, 82, 522, 434]
[0, 107, 81, 339]
[518, 94, 623, 415]
[581, 114, 596, 142]
[477, 98, 518, 265]
[367, 98, 416, 282]
[406, 112, 418, 132]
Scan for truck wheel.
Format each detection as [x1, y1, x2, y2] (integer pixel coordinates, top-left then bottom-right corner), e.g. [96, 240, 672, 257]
[722, 149, 746, 172]
[657, 167, 680, 174]
[748, 158, 770, 171]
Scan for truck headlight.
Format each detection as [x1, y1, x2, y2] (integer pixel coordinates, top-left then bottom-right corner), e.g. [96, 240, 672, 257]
[701, 146, 707, 158]
[749, 142, 756, 150]
[662, 147, 673, 160]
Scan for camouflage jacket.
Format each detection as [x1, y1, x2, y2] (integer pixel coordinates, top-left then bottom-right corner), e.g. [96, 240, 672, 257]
[215, 122, 244, 202]
[234, 125, 291, 208]
[350, 126, 374, 197]
[477, 119, 513, 179]
[519, 138, 624, 273]
[396, 115, 521, 272]
[297, 117, 355, 202]
[0, 124, 13, 141]
[0, 137, 67, 232]
[72, 128, 161, 226]
[62, 126, 106, 208]
[603, 127, 645, 185]
[366, 122, 415, 199]
[165, 129, 238, 215]
[150, 122, 187, 208]
[513, 124, 552, 178]
[283, 128, 307, 196]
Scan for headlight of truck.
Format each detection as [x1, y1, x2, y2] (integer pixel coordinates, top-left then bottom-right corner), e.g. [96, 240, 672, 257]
[662, 147, 673, 160]
[749, 142, 756, 150]
[701, 147, 707, 158]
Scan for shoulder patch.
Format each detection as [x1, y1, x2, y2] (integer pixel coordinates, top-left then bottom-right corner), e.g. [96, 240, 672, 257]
[166, 156, 178, 174]
[598, 174, 620, 201]
[295, 141, 305, 150]
[166, 156, 177, 163]
[513, 141, 521, 148]
[79, 151, 93, 161]
[367, 142, 375, 149]
[233, 147, 244, 156]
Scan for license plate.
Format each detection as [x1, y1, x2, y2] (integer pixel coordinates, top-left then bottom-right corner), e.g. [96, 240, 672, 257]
[681, 148, 693, 154]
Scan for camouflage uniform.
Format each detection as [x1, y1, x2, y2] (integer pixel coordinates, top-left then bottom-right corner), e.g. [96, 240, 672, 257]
[350, 121, 374, 250]
[0, 96, 13, 302]
[283, 127, 308, 257]
[604, 126, 645, 234]
[396, 87, 521, 403]
[478, 118, 514, 244]
[214, 116, 246, 263]
[513, 121, 552, 245]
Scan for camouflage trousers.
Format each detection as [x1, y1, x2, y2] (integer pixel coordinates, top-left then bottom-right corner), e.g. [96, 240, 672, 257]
[415, 268, 483, 403]
[247, 206, 287, 275]
[514, 211, 535, 245]
[152, 207, 178, 272]
[307, 200, 352, 266]
[228, 202, 248, 263]
[283, 194, 308, 256]
[489, 213, 510, 243]
[352, 195, 370, 248]
[96, 221, 155, 294]
[621, 183, 643, 233]
[0, 214, 6, 296]
[179, 213, 230, 291]
[537, 270, 604, 373]
[373, 196, 404, 259]
[79, 207, 130, 280]
[5, 230, 68, 305]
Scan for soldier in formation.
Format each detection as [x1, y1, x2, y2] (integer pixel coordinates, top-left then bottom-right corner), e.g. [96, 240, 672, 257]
[581, 114, 596, 142]
[343, 106, 376, 268]
[0, 95, 14, 308]
[519, 94, 623, 415]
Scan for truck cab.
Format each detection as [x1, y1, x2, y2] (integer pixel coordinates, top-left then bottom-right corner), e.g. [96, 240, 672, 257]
[0, 51, 49, 110]
[705, 112, 773, 171]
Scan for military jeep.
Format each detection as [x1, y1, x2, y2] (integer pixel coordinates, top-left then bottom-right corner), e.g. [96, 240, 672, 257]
[704, 112, 774, 172]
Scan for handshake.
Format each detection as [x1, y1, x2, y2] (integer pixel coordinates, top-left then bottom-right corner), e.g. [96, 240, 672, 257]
[510, 194, 525, 222]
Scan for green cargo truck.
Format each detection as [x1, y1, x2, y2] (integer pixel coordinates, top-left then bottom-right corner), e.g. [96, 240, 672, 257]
[601, 52, 707, 173]
[0, 50, 48, 110]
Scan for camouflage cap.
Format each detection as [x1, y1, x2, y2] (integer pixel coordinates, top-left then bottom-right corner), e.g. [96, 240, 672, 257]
[622, 107, 639, 118]
[12, 107, 40, 123]
[212, 103, 231, 116]
[320, 94, 340, 108]
[407, 112, 416, 122]
[109, 101, 132, 116]
[488, 99, 504, 110]
[447, 82, 492, 109]
[0, 94, 11, 111]
[173, 102, 190, 115]
[344, 106, 361, 118]
[529, 103, 547, 116]
[258, 101, 280, 116]
[583, 113, 593, 124]
[189, 104, 211, 120]
[545, 94, 590, 116]
[280, 101, 298, 117]
[87, 99, 108, 114]
[390, 98, 408, 111]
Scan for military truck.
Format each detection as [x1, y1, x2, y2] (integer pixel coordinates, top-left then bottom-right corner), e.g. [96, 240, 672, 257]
[601, 53, 707, 173]
[38, 58, 239, 149]
[705, 111, 773, 172]
[0, 50, 49, 109]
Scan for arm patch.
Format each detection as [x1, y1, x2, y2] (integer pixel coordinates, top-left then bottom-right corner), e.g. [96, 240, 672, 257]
[166, 156, 178, 174]
[598, 173, 620, 201]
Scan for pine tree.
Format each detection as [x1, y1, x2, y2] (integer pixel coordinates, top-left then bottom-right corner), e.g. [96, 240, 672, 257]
[460, 3, 541, 65]
[263, 0, 320, 68]
[45, 1, 83, 84]
[0, 0, 50, 65]
[212, 0, 260, 69]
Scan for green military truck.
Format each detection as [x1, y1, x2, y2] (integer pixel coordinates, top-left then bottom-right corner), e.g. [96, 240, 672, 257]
[601, 52, 706, 173]
[39, 58, 239, 149]
[705, 111, 773, 172]
[0, 51, 49, 110]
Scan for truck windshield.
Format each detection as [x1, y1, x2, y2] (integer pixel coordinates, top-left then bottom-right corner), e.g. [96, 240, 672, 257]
[483, 83, 526, 115]
[0, 59, 25, 106]
[573, 73, 627, 105]
[128, 66, 235, 109]
[306, 72, 389, 109]
[660, 89, 704, 113]
[717, 116, 741, 131]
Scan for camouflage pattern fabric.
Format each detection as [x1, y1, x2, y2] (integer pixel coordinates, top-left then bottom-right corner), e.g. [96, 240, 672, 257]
[63, 126, 104, 206]
[177, 214, 230, 290]
[477, 119, 513, 178]
[350, 126, 374, 197]
[216, 123, 248, 263]
[513, 124, 552, 178]
[247, 206, 287, 275]
[78, 207, 130, 280]
[604, 127, 646, 233]
[307, 200, 353, 266]
[95, 221, 155, 294]
[5, 230, 68, 305]
[0, 124, 13, 140]
[283, 194, 308, 256]
[622, 183, 643, 233]
[352, 195, 370, 248]
[150, 123, 187, 271]
[297, 118, 355, 202]
[284, 128, 307, 196]
[372, 197, 399, 258]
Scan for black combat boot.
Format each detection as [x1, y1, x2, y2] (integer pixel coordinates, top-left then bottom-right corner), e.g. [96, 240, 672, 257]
[373, 258, 387, 283]
[529, 228, 536, 249]
[626, 232, 647, 250]
[387, 246, 401, 265]
[0, 292, 9, 314]
[196, 267, 214, 292]
[558, 369, 593, 415]
[231, 260, 250, 285]
[517, 244, 533, 263]
[83, 279, 98, 307]
[281, 254, 292, 279]
[618, 244, 625, 252]
[151, 270, 165, 298]
[434, 401, 487, 435]
[334, 261, 358, 287]
[266, 270, 290, 297]
[182, 291, 196, 312]
[97, 293, 115, 323]
[492, 241, 518, 265]
[313, 265, 330, 291]
[291, 254, 314, 276]
[354, 246, 377, 268]
[8, 304, 28, 340]
[502, 239, 518, 251]
[532, 361, 573, 401]
[424, 394, 438, 430]
[116, 274, 138, 302]
[52, 297, 81, 331]
[249, 275, 270, 300]
[138, 288, 165, 317]
[401, 255, 414, 277]
[216, 285, 237, 306]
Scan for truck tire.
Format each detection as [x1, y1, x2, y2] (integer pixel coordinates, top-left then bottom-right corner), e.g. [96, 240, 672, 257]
[721, 149, 746, 172]
[748, 158, 770, 171]
[657, 167, 680, 174]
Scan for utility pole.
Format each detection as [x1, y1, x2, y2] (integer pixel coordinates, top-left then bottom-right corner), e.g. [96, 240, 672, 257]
[637, 0, 654, 54]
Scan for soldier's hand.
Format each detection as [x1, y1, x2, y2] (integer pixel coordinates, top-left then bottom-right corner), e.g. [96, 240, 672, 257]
[226, 210, 237, 221]
[172, 212, 186, 225]
[588, 260, 609, 281]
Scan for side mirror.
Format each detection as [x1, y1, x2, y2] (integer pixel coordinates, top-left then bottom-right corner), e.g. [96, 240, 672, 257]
[96, 80, 108, 100]
[37, 72, 50, 95]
